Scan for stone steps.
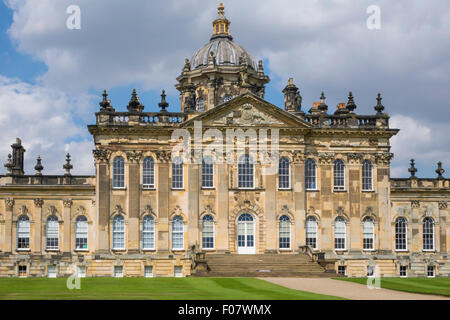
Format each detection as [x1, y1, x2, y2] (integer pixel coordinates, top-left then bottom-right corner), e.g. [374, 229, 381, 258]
[192, 253, 338, 278]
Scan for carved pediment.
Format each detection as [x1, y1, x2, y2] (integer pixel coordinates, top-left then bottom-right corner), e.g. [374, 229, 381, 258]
[181, 94, 311, 129]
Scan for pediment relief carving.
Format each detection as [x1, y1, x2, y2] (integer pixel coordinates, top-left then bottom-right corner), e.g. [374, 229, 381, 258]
[209, 103, 283, 126]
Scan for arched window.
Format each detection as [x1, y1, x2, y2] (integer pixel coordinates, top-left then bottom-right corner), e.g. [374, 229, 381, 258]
[172, 216, 184, 250]
[334, 160, 345, 191]
[202, 156, 214, 188]
[363, 217, 375, 250]
[202, 215, 214, 249]
[223, 95, 233, 103]
[279, 215, 291, 249]
[238, 154, 254, 189]
[196, 98, 205, 112]
[305, 159, 317, 190]
[278, 157, 290, 189]
[143, 157, 155, 189]
[17, 216, 30, 250]
[142, 216, 155, 250]
[334, 217, 346, 250]
[113, 157, 125, 189]
[112, 215, 125, 250]
[75, 216, 88, 250]
[46, 216, 59, 250]
[306, 216, 318, 250]
[423, 217, 435, 251]
[362, 160, 373, 191]
[172, 157, 184, 189]
[395, 217, 407, 251]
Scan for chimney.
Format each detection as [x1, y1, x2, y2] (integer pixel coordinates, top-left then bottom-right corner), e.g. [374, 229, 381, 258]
[11, 138, 26, 176]
[282, 78, 304, 116]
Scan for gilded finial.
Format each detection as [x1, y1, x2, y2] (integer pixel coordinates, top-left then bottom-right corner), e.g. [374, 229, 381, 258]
[218, 3, 225, 15]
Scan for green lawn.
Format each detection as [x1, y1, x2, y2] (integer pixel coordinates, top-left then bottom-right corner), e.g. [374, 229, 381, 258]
[334, 277, 450, 297]
[0, 277, 344, 300]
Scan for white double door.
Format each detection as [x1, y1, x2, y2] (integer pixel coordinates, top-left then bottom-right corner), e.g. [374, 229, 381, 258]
[237, 214, 256, 254]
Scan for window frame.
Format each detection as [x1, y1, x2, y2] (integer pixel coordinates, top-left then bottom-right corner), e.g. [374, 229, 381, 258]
[399, 266, 408, 278]
[112, 215, 125, 251]
[142, 215, 155, 251]
[333, 159, 346, 192]
[362, 217, 375, 251]
[278, 215, 291, 250]
[395, 217, 408, 252]
[17, 215, 30, 251]
[305, 159, 318, 191]
[75, 216, 88, 251]
[46, 216, 59, 251]
[201, 156, 215, 189]
[306, 216, 318, 250]
[278, 157, 291, 190]
[112, 156, 126, 190]
[142, 157, 155, 190]
[238, 154, 255, 190]
[172, 216, 185, 251]
[334, 216, 347, 251]
[201, 215, 215, 250]
[427, 265, 435, 278]
[362, 160, 374, 192]
[422, 217, 435, 252]
[172, 157, 184, 190]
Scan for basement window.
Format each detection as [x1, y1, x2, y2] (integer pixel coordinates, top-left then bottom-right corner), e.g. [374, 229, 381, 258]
[18, 266, 27, 278]
[338, 266, 346, 276]
[399, 266, 407, 278]
[427, 266, 435, 278]
[144, 266, 154, 278]
[114, 266, 123, 278]
[174, 266, 183, 278]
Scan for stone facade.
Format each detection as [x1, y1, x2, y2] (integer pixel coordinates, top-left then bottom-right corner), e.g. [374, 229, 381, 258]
[0, 4, 448, 278]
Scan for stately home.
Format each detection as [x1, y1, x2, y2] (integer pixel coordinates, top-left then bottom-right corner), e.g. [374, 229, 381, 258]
[0, 4, 449, 279]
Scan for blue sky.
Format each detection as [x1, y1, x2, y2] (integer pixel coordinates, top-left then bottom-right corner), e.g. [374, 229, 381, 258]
[0, 0, 449, 178]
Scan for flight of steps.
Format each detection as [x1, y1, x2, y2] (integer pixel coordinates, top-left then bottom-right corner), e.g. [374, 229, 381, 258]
[193, 253, 338, 278]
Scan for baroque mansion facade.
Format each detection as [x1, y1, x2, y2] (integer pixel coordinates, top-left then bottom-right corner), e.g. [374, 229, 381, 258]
[0, 4, 449, 278]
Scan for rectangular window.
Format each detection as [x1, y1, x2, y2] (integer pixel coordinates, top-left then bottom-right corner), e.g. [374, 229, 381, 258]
[47, 266, 57, 278]
[172, 161, 184, 189]
[144, 266, 154, 278]
[18, 266, 27, 278]
[363, 225, 374, 251]
[114, 266, 123, 278]
[202, 159, 214, 189]
[334, 221, 346, 250]
[143, 158, 155, 189]
[77, 266, 86, 278]
[17, 222, 30, 250]
[427, 266, 435, 278]
[334, 161, 346, 191]
[399, 266, 407, 277]
[338, 266, 346, 276]
[174, 266, 183, 278]
[367, 266, 375, 277]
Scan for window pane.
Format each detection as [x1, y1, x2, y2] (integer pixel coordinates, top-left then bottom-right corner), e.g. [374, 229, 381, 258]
[306, 216, 318, 249]
[46, 216, 59, 250]
[334, 160, 345, 191]
[113, 157, 125, 189]
[279, 215, 291, 249]
[17, 216, 30, 249]
[202, 157, 214, 188]
[142, 216, 155, 250]
[202, 215, 214, 249]
[363, 218, 374, 250]
[278, 158, 290, 189]
[423, 218, 434, 251]
[305, 159, 317, 190]
[172, 157, 184, 189]
[238, 155, 254, 189]
[113, 215, 125, 250]
[334, 217, 346, 250]
[143, 157, 155, 188]
[172, 216, 184, 250]
[362, 160, 373, 191]
[395, 218, 407, 251]
[75, 216, 88, 250]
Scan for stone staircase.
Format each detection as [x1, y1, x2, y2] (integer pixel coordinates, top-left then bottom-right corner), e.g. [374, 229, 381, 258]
[192, 253, 339, 278]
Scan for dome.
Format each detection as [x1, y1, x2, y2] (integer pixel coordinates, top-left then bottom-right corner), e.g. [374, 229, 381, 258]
[190, 36, 258, 70]
[190, 3, 258, 71]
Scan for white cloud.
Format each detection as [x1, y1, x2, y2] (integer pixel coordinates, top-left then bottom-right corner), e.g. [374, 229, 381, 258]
[390, 114, 450, 178]
[0, 75, 94, 175]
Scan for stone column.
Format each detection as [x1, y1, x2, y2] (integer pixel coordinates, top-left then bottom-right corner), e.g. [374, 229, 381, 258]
[377, 157, 393, 252]
[438, 201, 447, 252]
[264, 163, 277, 252]
[62, 199, 72, 253]
[94, 150, 111, 254]
[187, 163, 200, 249]
[127, 152, 142, 253]
[216, 163, 229, 252]
[411, 200, 420, 252]
[156, 152, 170, 253]
[293, 158, 306, 249]
[4, 198, 14, 253]
[33, 199, 43, 253]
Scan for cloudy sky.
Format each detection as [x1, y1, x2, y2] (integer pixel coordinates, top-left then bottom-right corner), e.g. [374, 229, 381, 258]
[0, 0, 449, 178]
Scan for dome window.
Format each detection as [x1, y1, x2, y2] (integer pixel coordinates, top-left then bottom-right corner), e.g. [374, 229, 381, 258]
[223, 95, 233, 103]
